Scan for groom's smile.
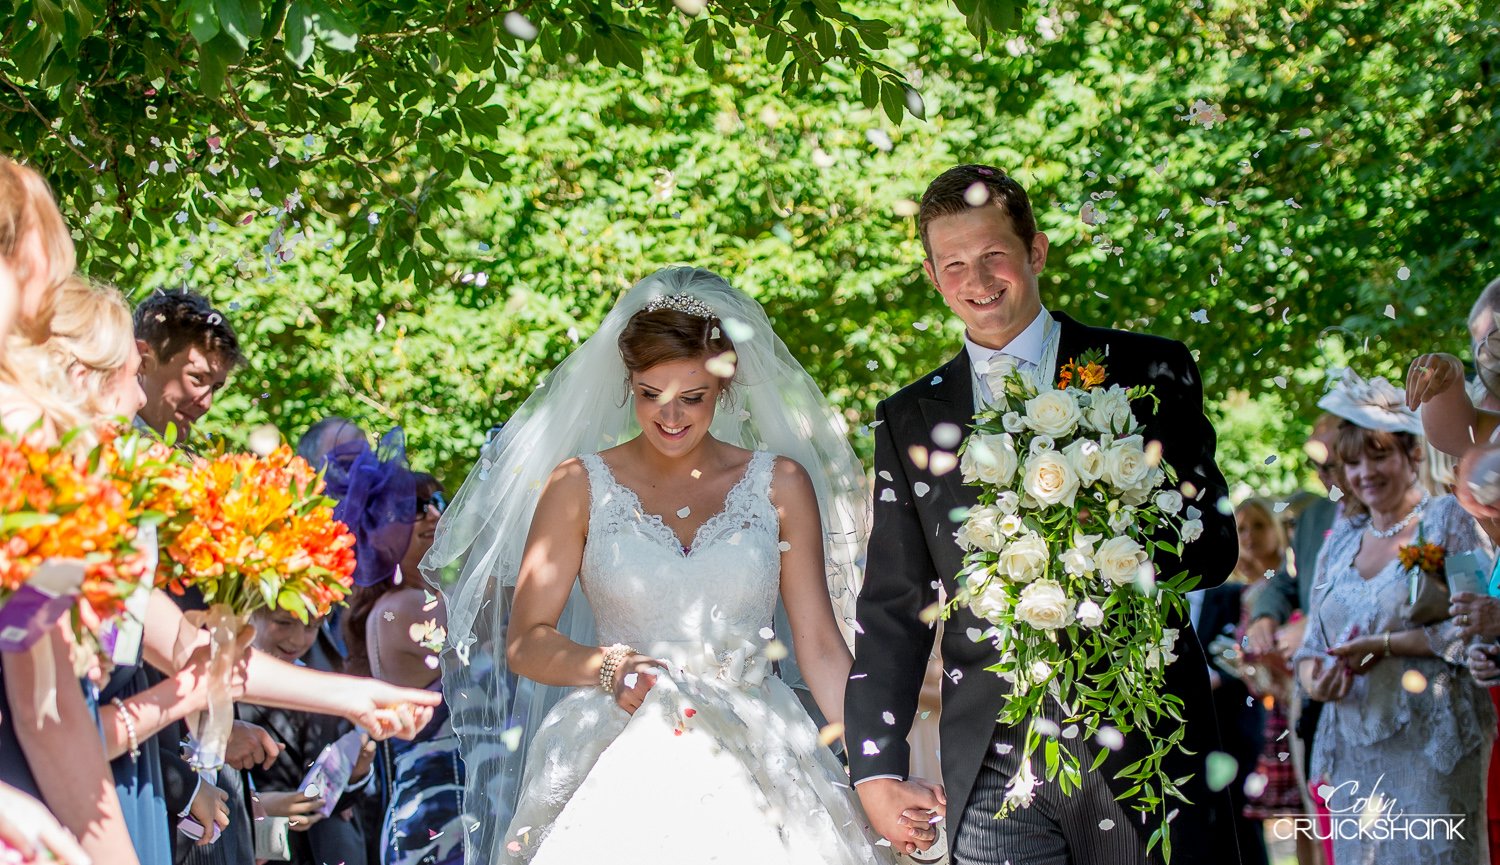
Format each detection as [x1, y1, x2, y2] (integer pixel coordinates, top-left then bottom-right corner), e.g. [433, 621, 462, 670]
[922, 205, 1049, 350]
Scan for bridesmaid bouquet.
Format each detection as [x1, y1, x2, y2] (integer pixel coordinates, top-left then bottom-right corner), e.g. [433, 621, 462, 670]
[0, 428, 188, 657]
[943, 349, 1202, 860]
[160, 444, 356, 770]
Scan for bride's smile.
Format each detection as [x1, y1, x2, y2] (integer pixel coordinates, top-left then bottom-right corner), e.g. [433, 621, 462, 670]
[632, 357, 723, 457]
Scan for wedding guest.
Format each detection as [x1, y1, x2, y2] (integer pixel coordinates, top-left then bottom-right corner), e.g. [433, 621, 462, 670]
[239, 607, 375, 865]
[1230, 501, 1302, 845]
[0, 212, 90, 865]
[1409, 277, 1500, 864]
[0, 156, 141, 864]
[343, 455, 464, 865]
[1293, 371, 1492, 865]
[296, 416, 372, 661]
[132, 288, 245, 444]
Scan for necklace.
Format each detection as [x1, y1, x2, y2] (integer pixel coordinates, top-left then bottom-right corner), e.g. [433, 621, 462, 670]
[1367, 491, 1430, 539]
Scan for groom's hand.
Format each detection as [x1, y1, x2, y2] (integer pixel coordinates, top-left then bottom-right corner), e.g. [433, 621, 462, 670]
[856, 777, 946, 855]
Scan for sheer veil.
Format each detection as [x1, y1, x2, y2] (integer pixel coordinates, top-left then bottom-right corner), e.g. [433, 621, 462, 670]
[420, 267, 870, 864]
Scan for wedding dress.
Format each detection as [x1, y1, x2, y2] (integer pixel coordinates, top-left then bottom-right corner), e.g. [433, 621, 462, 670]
[501, 450, 894, 865]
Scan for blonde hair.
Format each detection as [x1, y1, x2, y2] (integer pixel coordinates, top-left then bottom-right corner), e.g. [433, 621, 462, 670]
[0, 156, 74, 342]
[42, 278, 135, 419]
[0, 276, 136, 441]
[1234, 497, 1288, 581]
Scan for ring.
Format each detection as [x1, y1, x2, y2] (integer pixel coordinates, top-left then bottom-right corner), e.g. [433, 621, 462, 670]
[1462, 614, 1471, 626]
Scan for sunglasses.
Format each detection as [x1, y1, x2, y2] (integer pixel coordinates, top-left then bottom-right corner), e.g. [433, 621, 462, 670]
[416, 492, 447, 516]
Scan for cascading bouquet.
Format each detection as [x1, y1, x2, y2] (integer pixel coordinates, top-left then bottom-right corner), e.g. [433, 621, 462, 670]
[160, 444, 356, 770]
[944, 350, 1204, 859]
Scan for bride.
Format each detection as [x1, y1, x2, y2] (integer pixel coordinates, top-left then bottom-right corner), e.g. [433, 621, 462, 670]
[423, 268, 916, 864]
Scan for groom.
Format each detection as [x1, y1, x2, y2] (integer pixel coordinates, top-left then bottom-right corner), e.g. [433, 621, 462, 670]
[847, 165, 1241, 864]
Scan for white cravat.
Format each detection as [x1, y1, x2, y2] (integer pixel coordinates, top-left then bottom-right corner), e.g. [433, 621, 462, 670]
[965, 307, 1051, 406]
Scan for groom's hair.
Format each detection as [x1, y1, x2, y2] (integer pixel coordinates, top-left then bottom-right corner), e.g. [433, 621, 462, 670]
[918, 164, 1037, 257]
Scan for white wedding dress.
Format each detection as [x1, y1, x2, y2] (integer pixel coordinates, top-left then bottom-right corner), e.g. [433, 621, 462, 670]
[501, 450, 895, 865]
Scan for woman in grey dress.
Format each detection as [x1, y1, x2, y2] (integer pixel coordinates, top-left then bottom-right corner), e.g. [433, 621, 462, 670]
[1295, 375, 1494, 865]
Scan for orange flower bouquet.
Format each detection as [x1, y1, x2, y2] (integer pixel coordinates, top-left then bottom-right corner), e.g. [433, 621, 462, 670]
[160, 444, 356, 770]
[1, 428, 194, 654]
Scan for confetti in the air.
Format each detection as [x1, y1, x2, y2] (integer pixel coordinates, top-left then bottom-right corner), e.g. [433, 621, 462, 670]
[964, 182, 991, 206]
[1401, 670, 1428, 693]
[1397, 266, 1411, 281]
[676, 506, 692, 519]
[1384, 304, 1397, 319]
[504, 12, 539, 39]
[1189, 309, 1209, 324]
[928, 424, 960, 451]
[913, 482, 931, 497]
[1206, 751, 1239, 791]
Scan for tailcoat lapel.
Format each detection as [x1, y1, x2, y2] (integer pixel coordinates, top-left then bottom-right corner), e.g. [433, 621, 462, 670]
[917, 350, 981, 515]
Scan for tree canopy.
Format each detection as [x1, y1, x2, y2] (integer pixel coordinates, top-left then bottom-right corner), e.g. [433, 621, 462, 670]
[4, 0, 1496, 494]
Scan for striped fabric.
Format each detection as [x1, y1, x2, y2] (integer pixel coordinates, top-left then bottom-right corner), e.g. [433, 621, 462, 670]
[951, 726, 1153, 865]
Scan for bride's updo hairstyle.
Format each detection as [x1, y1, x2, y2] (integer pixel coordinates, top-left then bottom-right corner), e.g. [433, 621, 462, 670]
[618, 298, 736, 390]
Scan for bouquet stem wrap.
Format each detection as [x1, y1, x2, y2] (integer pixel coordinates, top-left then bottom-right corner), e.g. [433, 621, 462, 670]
[27, 633, 59, 727]
[187, 603, 247, 772]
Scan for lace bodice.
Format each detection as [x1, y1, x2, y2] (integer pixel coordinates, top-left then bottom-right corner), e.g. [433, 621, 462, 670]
[578, 451, 782, 650]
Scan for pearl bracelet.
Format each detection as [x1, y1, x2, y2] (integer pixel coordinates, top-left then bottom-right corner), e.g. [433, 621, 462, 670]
[599, 643, 634, 693]
[112, 697, 140, 761]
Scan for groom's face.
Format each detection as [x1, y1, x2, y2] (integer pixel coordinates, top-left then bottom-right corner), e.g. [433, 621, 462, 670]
[923, 206, 1048, 350]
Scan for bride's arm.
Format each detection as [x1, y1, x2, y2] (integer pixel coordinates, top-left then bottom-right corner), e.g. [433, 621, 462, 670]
[507, 459, 604, 687]
[772, 458, 853, 729]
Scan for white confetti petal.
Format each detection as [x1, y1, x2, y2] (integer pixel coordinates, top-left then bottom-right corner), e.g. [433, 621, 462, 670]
[913, 482, 931, 497]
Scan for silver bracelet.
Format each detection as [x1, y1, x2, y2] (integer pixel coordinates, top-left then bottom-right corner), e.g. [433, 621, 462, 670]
[112, 697, 140, 761]
[599, 644, 634, 693]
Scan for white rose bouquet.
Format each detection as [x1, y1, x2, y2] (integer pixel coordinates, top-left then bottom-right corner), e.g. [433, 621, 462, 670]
[945, 349, 1202, 860]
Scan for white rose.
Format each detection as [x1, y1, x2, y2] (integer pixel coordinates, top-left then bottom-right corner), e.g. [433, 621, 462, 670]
[995, 491, 1021, 515]
[1076, 598, 1105, 628]
[1062, 438, 1106, 485]
[1103, 434, 1152, 493]
[1002, 412, 1025, 433]
[1029, 434, 1056, 455]
[998, 514, 1024, 536]
[1060, 546, 1095, 577]
[996, 531, 1049, 583]
[969, 581, 1010, 624]
[1013, 579, 1076, 630]
[1023, 389, 1083, 438]
[1085, 385, 1135, 434]
[1022, 450, 1081, 508]
[1154, 490, 1184, 515]
[1096, 536, 1148, 586]
[1030, 660, 1052, 684]
[957, 506, 1006, 552]
[960, 434, 1019, 486]
[1106, 506, 1133, 534]
[1180, 518, 1204, 544]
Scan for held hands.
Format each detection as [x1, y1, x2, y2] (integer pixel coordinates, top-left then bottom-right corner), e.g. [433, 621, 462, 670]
[1244, 616, 1279, 659]
[855, 777, 946, 857]
[611, 653, 662, 715]
[1406, 352, 1465, 410]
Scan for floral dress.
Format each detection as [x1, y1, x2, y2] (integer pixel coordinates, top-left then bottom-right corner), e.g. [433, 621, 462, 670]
[1293, 495, 1494, 865]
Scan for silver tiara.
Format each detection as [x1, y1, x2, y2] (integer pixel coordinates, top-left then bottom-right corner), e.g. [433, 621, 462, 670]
[644, 293, 716, 320]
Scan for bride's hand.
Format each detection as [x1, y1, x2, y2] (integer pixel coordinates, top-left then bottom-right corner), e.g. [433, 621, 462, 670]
[612, 654, 661, 714]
